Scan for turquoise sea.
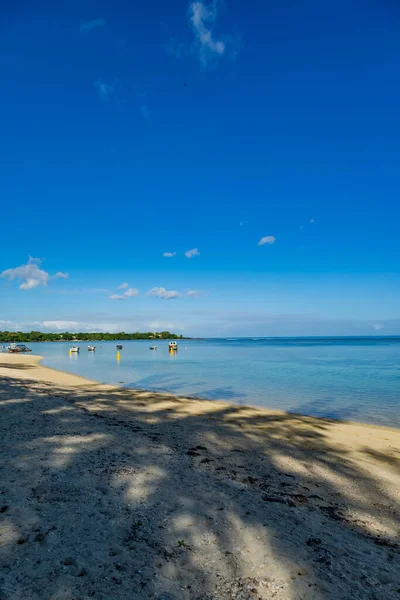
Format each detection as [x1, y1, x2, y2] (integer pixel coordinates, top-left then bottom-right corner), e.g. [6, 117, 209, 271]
[25, 337, 400, 427]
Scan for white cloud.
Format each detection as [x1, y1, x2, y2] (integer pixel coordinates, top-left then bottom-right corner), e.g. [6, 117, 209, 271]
[147, 287, 180, 300]
[40, 320, 79, 330]
[0, 320, 15, 328]
[109, 286, 139, 300]
[258, 236, 276, 246]
[109, 294, 126, 301]
[184, 247, 200, 258]
[20, 279, 41, 290]
[124, 287, 139, 298]
[187, 289, 203, 297]
[1, 257, 67, 291]
[36, 320, 129, 333]
[149, 321, 162, 329]
[189, 1, 225, 64]
[163, 252, 176, 258]
[149, 320, 177, 330]
[373, 324, 384, 330]
[95, 78, 114, 101]
[80, 18, 105, 34]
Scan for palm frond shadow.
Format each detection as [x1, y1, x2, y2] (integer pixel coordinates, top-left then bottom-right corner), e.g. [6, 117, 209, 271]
[0, 375, 399, 600]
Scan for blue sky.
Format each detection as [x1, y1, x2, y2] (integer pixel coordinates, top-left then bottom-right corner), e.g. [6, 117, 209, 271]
[1, 0, 400, 336]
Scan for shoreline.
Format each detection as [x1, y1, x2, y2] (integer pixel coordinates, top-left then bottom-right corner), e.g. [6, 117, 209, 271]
[35, 353, 400, 432]
[1, 353, 399, 599]
[4, 352, 399, 432]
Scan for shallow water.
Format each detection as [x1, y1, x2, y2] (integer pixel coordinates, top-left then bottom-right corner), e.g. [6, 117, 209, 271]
[25, 337, 400, 427]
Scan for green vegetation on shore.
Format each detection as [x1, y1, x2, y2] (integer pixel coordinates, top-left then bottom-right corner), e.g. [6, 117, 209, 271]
[0, 331, 184, 343]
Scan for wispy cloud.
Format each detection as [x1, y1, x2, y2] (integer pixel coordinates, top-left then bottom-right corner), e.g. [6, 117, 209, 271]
[373, 323, 384, 330]
[310, 218, 315, 224]
[187, 289, 203, 297]
[36, 320, 130, 333]
[95, 78, 114, 102]
[149, 320, 185, 331]
[41, 320, 79, 330]
[124, 287, 139, 297]
[110, 285, 139, 300]
[1, 257, 68, 291]
[184, 248, 200, 258]
[80, 18, 105, 34]
[189, 1, 225, 65]
[149, 320, 177, 330]
[258, 236, 276, 246]
[46, 287, 109, 296]
[185, 312, 400, 337]
[0, 317, 175, 334]
[140, 104, 152, 120]
[0, 320, 16, 328]
[163, 252, 176, 258]
[147, 287, 180, 300]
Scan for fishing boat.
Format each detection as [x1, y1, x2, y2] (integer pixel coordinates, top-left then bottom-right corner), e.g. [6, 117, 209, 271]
[149, 346, 157, 350]
[69, 346, 80, 353]
[168, 341, 178, 352]
[88, 346, 95, 351]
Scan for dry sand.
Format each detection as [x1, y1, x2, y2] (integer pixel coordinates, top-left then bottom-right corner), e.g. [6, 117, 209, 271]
[0, 354, 399, 600]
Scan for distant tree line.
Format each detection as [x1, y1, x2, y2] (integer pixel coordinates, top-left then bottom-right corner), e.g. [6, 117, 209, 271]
[0, 331, 184, 343]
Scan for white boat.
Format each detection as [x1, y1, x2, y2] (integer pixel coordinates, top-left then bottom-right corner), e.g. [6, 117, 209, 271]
[168, 341, 178, 351]
[69, 346, 80, 353]
[9, 344, 32, 353]
[88, 346, 95, 351]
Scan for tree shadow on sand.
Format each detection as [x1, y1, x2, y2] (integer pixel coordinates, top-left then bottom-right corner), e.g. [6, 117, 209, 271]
[0, 375, 399, 600]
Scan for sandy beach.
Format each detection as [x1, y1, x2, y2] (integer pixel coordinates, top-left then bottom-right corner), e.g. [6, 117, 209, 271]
[0, 354, 399, 600]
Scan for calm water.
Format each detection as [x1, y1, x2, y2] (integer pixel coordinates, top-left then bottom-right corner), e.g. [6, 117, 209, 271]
[26, 338, 400, 427]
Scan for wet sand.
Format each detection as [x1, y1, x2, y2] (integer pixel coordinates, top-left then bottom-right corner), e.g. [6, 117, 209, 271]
[0, 354, 399, 599]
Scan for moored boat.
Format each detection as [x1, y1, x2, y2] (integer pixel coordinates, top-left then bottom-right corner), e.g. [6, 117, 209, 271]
[69, 346, 80, 353]
[150, 346, 157, 350]
[116, 344, 123, 350]
[168, 341, 178, 352]
[88, 346, 95, 351]
[8, 344, 32, 353]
